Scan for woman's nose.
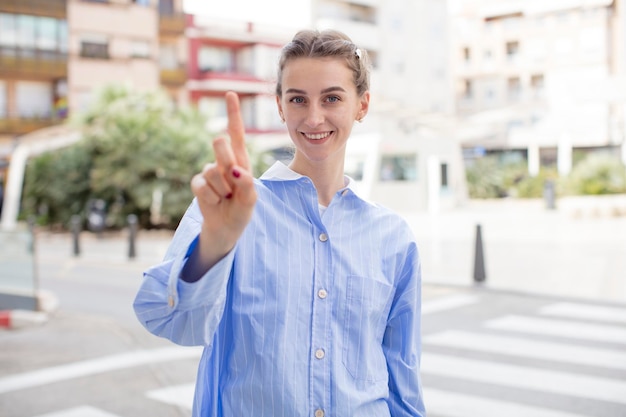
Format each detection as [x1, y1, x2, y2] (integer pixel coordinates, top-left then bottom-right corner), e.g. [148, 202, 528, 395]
[304, 104, 324, 128]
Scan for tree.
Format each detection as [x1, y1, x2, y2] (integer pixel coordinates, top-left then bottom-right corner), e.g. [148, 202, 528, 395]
[22, 85, 214, 229]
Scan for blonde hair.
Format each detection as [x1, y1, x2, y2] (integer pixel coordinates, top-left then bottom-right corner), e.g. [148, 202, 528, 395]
[276, 29, 371, 97]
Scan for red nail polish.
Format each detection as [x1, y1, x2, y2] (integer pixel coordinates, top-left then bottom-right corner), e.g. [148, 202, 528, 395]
[232, 169, 241, 178]
[225, 193, 233, 199]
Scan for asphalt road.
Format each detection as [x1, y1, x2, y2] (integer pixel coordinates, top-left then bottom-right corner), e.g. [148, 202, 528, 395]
[1, 228, 625, 417]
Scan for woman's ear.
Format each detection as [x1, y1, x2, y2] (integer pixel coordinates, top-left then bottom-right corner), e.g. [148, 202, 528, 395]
[357, 91, 370, 122]
[276, 95, 285, 123]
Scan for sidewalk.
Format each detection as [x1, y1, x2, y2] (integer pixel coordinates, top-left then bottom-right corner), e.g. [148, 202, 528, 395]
[403, 198, 626, 305]
[3, 197, 625, 329]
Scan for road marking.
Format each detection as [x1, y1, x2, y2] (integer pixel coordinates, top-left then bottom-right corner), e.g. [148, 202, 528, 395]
[0, 346, 202, 395]
[484, 315, 626, 344]
[32, 405, 121, 417]
[422, 294, 479, 315]
[146, 383, 195, 409]
[424, 388, 591, 417]
[424, 330, 626, 370]
[422, 352, 626, 405]
[540, 302, 626, 324]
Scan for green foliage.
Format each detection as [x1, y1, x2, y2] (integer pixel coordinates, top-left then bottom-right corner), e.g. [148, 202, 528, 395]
[466, 155, 560, 199]
[22, 85, 215, 229]
[565, 153, 626, 195]
[465, 156, 508, 198]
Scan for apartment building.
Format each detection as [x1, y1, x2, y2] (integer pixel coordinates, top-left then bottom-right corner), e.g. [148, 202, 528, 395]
[185, 16, 288, 140]
[0, 0, 68, 143]
[0, 0, 187, 169]
[451, 0, 626, 174]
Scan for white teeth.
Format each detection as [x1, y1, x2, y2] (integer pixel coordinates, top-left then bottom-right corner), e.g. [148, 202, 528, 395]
[304, 132, 331, 140]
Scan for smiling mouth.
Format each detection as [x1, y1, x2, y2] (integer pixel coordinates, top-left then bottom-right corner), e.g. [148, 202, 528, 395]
[302, 132, 332, 140]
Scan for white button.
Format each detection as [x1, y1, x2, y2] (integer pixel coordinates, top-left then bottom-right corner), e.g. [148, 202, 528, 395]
[315, 409, 324, 417]
[315, 349, 325, 359]
[319, 233, 328, 242]
[317, 289, 328, 299]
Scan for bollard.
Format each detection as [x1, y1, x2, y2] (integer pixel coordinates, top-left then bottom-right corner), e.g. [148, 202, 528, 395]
[127, 214, 138, 259]
[543, 179, 556, 210]
[71, 215, 81, 257]
[473, 223, 486, 283]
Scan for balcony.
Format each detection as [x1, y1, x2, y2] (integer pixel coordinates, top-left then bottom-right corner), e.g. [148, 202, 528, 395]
[0, 47, 67, 79]
[0, 0, 66, 19]
[159, 13, 186, 36]
[160, 66, 187, 86]
[0, 116, 62, 136]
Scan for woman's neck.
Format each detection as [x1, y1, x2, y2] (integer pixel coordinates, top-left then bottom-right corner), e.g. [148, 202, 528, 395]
[289, 156, 345, 207]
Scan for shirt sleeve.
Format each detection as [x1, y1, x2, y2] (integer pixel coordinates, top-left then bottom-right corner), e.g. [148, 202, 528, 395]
[384, 241, 427, 417]
[133, 199, 235, 347]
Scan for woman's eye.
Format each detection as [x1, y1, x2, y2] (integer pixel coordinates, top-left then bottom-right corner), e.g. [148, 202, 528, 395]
[290, 97, 305, 104]
[325, 95, 341, 103]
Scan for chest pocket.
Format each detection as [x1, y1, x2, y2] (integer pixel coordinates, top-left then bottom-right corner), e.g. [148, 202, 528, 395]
[342, 275, 394, 383]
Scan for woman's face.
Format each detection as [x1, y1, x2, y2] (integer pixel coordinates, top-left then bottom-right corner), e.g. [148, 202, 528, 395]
[276, 57, 369, 168]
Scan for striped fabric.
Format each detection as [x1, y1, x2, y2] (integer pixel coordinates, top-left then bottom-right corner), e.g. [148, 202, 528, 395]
[134, 161, 426, 417]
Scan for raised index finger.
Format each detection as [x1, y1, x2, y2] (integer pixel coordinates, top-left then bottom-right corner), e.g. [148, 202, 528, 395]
[225, 91, 251, 171]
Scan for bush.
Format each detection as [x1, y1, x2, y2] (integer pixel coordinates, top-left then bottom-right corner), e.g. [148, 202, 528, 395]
[565, 153, 626, 195]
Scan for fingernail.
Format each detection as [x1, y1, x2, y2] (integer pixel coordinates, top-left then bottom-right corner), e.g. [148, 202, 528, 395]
[232, 169, 240, 178]
[225, 193, 233, 199]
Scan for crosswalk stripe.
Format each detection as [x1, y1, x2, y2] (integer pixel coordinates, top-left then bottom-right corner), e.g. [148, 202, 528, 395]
[424, 388, 591, 417]
[422, 294, 479, 315]
[32, 406, 122, 417]
[484, 315, 626, 344]
[0, 346, 202, 395]
[421, 352, 626, 405]
[540, 302, 626, 324]
[145, 383, 195, 409]
[424, 330, 626, 370]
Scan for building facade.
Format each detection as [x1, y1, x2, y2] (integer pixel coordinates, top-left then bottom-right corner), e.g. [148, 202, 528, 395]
[451, 0, 626, 174]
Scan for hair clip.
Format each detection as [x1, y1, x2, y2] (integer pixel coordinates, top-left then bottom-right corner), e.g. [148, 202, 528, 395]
[355, 48, 362, 60]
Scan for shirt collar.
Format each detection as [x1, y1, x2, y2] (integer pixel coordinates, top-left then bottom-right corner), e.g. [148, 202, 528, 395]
[260, 161, 362, 197]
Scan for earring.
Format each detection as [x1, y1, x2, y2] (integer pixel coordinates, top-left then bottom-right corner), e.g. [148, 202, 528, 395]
[279, 113, 285, 123]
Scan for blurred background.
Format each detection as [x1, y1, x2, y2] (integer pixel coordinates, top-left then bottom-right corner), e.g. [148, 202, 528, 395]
[1, 1, 625, 416]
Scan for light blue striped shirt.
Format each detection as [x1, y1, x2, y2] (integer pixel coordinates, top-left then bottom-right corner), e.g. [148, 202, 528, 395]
[134, 162, 426, 416]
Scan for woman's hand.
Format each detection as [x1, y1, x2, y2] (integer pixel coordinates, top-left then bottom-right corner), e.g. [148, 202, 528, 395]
[188, 91, 257, 275]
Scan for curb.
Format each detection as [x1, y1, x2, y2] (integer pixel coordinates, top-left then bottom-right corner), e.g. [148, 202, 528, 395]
[0, 309, 48, 329]
[0, 290, 58, 330]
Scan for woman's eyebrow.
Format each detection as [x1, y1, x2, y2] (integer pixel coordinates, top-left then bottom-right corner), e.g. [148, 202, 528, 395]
[284, 86, 347, 95]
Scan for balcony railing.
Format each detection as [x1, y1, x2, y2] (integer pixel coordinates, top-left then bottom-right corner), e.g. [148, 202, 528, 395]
[160, 67, 187, 86]
[0, 0, 66, 19]
[0, 47, 67, 78]
[0, 116, 63, 136]
[159, 13, 186, 35]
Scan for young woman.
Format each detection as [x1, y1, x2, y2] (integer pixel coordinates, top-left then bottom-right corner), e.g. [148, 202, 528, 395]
[134, 29, 426, 417]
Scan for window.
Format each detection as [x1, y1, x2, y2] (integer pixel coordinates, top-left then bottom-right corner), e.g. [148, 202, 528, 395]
[199, 46, 232, 72]
[507, 77, 521, 100]
[0, 81, 6, 118]
[159, 0, 175, 15]
[80, 34, 109, 59]
[16, 81, 53, 118]
[530, 74, 544, 96]
[130, 40, 150, 58]
[0, 13, 18, 47]
[462, 79, 473, 99]
[380, 155, 417, 181]
[133, 0, 151, 5]
[463, 47, 471, 62]
[506, 41, 520, 60]
[159, 44, 178, 69]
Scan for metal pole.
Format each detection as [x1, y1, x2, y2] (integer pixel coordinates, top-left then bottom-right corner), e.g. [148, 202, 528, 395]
[127, 214, 137, 259]
[473, 223, 486, 283]
[71, 215, 81, 257]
